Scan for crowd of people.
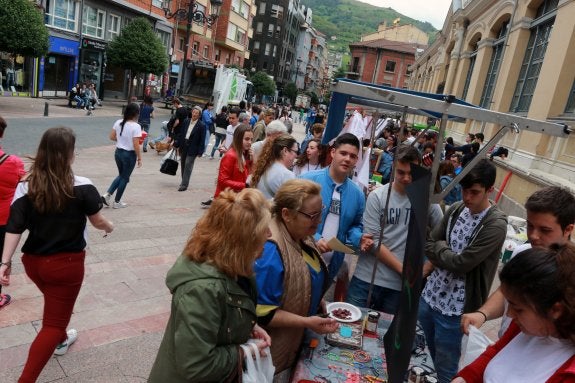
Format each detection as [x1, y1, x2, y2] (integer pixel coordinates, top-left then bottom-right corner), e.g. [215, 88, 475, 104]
[1, 97, 574, 383]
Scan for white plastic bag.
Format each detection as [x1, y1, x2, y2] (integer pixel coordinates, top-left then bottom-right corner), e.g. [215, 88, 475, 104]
[160, 148, 180, 165]
[459, 325, 495, 369]
[240, 341, 275, 383]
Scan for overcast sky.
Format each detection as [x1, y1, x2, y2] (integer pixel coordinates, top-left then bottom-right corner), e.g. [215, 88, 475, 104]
[356, 0, 452, 30]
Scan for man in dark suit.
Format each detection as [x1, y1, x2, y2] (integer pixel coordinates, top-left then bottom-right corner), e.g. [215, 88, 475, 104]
[174, 105, 205, 191]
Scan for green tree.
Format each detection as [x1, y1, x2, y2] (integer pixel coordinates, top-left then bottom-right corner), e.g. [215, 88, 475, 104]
[307, 91, 319, 106]
[283, 82, 298, 105]
[251, 71, 276, 99]
[0, 0, 49, 57]
[106, 17, 168, 96]
[332, 66, 347, 81]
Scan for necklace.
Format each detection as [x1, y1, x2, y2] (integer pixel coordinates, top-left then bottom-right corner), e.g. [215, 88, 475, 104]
[307, 162, 320, 172]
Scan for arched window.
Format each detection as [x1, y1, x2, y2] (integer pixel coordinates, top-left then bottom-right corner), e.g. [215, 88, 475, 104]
[480, 20, 509, 108]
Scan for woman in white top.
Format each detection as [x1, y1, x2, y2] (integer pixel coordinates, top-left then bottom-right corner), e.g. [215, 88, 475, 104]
[453, 244, 575, 383]
[102, 103, 142, 209]
[293, 138, 324, 177]
[251, 134, 298, 199]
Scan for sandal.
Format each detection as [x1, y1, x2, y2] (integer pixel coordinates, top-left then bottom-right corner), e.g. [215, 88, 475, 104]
[0, 293, 12, 309]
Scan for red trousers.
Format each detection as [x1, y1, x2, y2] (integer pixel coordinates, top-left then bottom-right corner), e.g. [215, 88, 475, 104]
[19, 251, 85, 383]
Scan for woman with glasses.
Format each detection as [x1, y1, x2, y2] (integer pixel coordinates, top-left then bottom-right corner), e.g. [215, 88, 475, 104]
[254, 179, 338, 381]
[251, 134, 298, 199]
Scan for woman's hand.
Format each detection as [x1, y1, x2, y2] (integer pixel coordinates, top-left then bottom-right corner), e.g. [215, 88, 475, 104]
[250, 324, 271, 348]
[306, 316, 339, 334]
[0, 264, 11, 286]
[316, 238, 332, 253]
[451, 378, 467, 383]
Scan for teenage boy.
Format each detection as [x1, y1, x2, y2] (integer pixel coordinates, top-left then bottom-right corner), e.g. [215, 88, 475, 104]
[418, 159, 507, 383]
[461, 186, 575, 335]
[302, 133, 374, 279]
[347, 145, 443, 314]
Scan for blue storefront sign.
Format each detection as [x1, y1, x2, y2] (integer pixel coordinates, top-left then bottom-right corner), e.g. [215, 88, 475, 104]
[49, 36, 80, 56]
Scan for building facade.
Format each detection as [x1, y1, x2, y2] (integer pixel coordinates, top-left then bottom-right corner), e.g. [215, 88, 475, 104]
[40, 0, 172, 99]
[410, 0, 575, 215]
[347, 38, 420, 89]
[362, 22, 429, 46]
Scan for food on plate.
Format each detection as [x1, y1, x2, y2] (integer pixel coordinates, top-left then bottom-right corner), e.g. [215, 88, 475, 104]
[331, 308, 352, 320]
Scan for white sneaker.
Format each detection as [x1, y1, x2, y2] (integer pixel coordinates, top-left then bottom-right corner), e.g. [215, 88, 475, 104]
[54, 329, 78, 356]
[102, 194, 111, 207]
[113, 201, 128, 209]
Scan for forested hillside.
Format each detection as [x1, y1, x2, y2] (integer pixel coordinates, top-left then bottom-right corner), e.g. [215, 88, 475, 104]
[301, 0, 438, 53]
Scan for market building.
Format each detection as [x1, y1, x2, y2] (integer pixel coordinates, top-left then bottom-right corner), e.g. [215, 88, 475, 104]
[409, 0, 575, 215]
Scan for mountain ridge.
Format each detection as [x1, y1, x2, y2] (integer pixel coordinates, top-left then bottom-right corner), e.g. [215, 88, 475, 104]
[301, 0, 438, 53]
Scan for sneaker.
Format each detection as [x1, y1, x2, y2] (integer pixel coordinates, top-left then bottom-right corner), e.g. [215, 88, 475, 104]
[200, 199, 212, 208]
[102, 194, 111, 207]
[54, 329, 78, 356]
[209, 156, 215, 160]
[113, 201, 128, 209]
[0, 293, 12, 309]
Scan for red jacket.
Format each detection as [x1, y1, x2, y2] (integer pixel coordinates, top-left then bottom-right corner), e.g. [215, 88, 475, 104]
[214, 148, 251, 197]
[457, 321, 575, 383]
[0, 149, 25, 225]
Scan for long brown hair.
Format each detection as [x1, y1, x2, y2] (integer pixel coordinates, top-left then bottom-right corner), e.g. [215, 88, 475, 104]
[294, 138, 323, 167]
[28, 126, 76, 214]
[251, 134, 297, 187]
[185, 189, 271, 278]
[231, 124, 252, 172]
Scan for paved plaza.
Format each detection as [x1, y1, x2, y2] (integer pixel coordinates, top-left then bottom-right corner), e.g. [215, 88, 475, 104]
[0, 97, 501, 382]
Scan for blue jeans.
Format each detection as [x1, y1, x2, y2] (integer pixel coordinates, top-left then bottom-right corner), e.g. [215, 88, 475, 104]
[151, 124, 169, 144]
[210, 133, 226, 157]
[346, 276, 401, 315]
[417, 298, 462, 383]
[107, 148, 137, 202]
[140, 123, 150, 149]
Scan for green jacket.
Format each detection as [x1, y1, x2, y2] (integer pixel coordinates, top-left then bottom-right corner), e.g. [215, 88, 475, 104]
[425, 201, 507, 313]
[148, 255, 258, 383]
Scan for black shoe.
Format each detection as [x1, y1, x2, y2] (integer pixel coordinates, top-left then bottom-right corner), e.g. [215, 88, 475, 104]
[178, 186, 187, 192]
[143, 148, 147, 153]
[200, 199, 212, 208]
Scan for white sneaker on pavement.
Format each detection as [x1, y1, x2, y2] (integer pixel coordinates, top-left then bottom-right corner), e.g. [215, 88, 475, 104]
[102, 193, 111, 207]
[113, 201, 128, 209]
[54, 329, 78, 356]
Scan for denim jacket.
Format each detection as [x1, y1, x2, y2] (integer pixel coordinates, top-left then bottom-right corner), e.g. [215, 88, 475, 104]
[302, 167, 365, 278]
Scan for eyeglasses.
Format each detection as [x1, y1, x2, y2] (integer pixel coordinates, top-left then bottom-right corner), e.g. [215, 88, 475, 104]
[287, 147, 300, 155]
[297, 205, 326, 221]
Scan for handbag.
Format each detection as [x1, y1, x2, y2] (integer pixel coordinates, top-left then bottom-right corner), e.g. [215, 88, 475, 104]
[240, 341, 274, 383]
[160, 148, 179, 176]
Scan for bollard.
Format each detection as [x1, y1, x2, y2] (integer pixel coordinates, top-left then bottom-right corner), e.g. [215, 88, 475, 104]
[44, 102, 49, 117]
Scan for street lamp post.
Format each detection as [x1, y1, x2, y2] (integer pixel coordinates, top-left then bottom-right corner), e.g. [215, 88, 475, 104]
[162, 0, 222, 96]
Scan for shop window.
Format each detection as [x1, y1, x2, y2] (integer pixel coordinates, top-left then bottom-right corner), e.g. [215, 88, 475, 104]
[385, 61, 396, 73]
[45, 0, 78, 32]
[107, 14, 121, 41]
[83, 6, 105, 39]
[510, 0, 557, 113]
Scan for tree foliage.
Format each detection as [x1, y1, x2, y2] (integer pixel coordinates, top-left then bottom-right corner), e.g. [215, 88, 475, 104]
[283, 82, 298, 105]
[332, 66, 347, 80]
[106, 17, 168, 75]
[0, 0, 49, 57]
[251, 71, 276, 97]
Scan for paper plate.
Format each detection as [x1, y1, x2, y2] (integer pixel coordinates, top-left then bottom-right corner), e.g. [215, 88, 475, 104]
[326, 302, 362, 323]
